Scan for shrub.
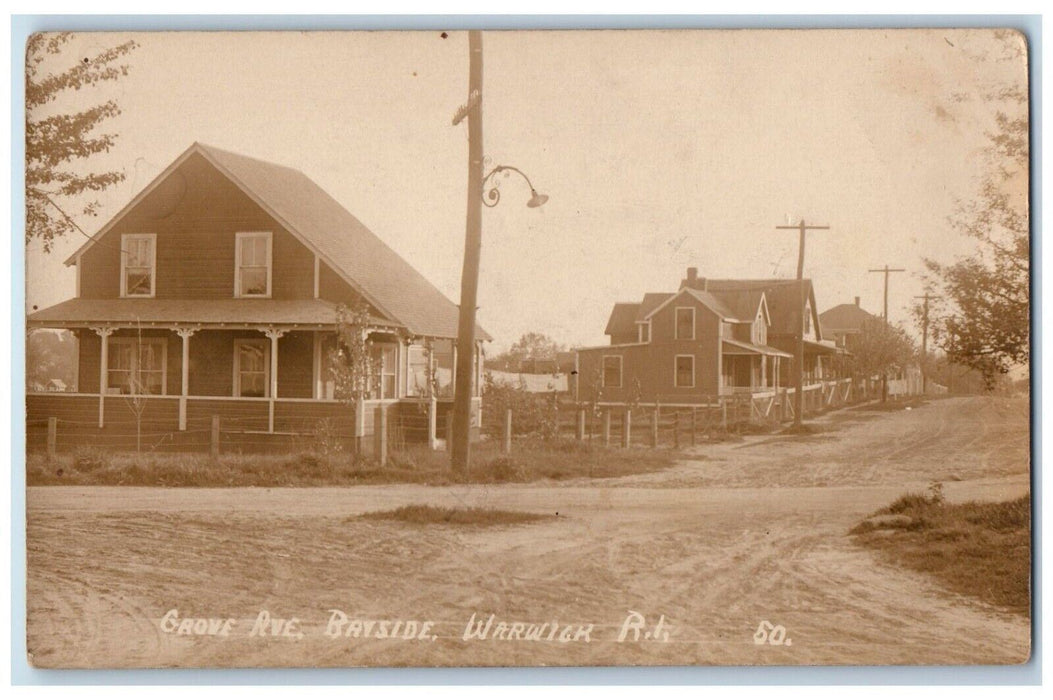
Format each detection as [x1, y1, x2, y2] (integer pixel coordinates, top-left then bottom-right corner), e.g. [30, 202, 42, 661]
[485, 455, 527, 482]
[358, 505, 553, 526]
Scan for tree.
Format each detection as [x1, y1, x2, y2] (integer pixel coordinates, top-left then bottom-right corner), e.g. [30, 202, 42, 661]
[26, 32, 138, 252]
[849, 318, 917, 401]
[920, 36, 1028, 389]
[487, 331, 564, 372]
[26, 329, 77, 390]
[328, 300, 381, 404]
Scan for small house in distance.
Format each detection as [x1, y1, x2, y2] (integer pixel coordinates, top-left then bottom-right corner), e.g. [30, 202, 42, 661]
[575, 268, 840, 405]
[27, 142, 489, 451]
[818, 296, 876, 353]
[819, 297, 928, 397]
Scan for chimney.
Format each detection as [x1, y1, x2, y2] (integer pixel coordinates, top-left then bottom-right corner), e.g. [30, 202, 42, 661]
[687, 267, 698, 282]
[854, 296, 860, 307]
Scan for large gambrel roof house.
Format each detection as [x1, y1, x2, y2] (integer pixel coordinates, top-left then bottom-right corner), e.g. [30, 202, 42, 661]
[27, 143, 486, 451]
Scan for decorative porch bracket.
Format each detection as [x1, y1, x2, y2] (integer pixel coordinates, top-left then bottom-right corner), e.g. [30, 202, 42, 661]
[89, 326, 115, 428]
[173, 327, 200, 431]
[263, 327, 286, 433]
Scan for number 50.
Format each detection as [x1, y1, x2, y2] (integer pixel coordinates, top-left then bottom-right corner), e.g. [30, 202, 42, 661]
[753, 620, 791, 646]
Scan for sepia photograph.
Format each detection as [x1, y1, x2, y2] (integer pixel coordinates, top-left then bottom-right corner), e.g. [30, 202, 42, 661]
[21, 26, 1031, 669]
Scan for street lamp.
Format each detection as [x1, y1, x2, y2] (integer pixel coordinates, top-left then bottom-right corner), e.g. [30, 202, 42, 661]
[450, 32, 548, 473]
[482, 165, 549, 209]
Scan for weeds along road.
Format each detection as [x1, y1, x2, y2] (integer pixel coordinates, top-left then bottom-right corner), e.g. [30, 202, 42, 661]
[26, 396, 1030, 668]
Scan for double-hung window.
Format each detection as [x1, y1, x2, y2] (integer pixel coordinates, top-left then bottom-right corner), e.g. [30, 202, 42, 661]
[675, 307, 695, 340]
[234, 339, 269, 397]
[121, 234, 156, 297]
[235, 232, 272, 297]
[370, 345, 398, 399]
[406, 345, 430, 398]
[602, 355, 623, 388]
[675, 355, 695, 388]
[107, 338, 166, 395]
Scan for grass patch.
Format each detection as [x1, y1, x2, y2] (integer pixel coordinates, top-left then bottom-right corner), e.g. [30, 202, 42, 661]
[850, 488, 1031, 614]
[357, 505, 554, 527]
[27, 437, 679, 487]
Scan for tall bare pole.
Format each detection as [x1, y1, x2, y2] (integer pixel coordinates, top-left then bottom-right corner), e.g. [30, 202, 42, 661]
[868, 265, 905, 402]
[451, 30, 484, 472]
[775, 220, 829, 426]
[914, 293, 940, 394]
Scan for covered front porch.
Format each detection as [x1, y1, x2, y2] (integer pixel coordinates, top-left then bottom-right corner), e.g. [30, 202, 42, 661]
[719, 339, 793, 396]
[26, 299, 483, 452]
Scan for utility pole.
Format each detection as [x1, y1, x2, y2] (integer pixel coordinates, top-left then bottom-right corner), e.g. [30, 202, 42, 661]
[868, 265, 905, 402]
[451, 30, 484, 472]
[914, 293, 941, 394]
[775, 220, 830, 426]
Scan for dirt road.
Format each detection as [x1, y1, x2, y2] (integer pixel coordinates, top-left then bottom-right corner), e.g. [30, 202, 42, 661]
[25, 396, 1031, 668]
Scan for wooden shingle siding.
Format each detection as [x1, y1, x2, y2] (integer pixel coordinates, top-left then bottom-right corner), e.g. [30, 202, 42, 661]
[317, 260, 381, 314]
[79, 153, 314, 301]
[186, 398, 269, 433]
[77, 330, 100, 393]
[273, 400, 354, 435]
[74, 328, 316, 399]
[188, 330, 236, 396]
[578, 295, 723, 403]
[276, 331, 314, 399]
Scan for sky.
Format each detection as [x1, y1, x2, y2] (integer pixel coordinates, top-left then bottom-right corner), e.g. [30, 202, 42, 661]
[25, 29, 1029, 352]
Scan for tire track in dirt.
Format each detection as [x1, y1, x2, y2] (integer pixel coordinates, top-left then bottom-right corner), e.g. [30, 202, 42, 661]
[25, 396, 1030, 667]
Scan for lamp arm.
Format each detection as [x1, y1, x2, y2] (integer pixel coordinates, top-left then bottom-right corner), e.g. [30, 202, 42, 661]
[481, 165, 539, 207]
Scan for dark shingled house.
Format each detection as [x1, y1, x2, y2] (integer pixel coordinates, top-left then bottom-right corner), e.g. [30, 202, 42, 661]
[575, 268, 841, 405]
[27, 143, 488, 450]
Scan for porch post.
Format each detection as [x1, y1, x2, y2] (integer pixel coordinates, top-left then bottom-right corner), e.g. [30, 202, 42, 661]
[91, 326, 114, 428]
[175, 327, 197, 431]
[761, 354, 767, 388]
[264, 328, 286, 433]
[451, 344, 458, 389]
[312, 330, 321, 399]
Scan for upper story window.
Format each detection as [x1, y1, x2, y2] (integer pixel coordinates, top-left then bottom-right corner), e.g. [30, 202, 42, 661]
[803, 301, 812, 335]
[235, 231, 273, 297]
[638, 322, 650, 343]
[602, 355, 622, 388]
[675, 307, 695, 340]
[754, 311, 767, 346]
[120, 234, 156, 297]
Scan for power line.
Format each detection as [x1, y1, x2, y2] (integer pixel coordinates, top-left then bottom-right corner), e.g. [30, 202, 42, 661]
[868, 265, 906, 402]
[914, 293, 941, 394]
[775, 219, 830, 427]
[867, 265, 906, 322]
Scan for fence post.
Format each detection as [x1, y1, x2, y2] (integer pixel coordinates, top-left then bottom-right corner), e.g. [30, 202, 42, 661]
[674, 412, 681, 449]
[47, 417, 57, 460]
[375, 405, 388, 466]
[602, 409, 611, 447]
[622, 409, 631, 448]
[650, 407, 659, 448]
[210, 415, 220, 458]
[576, 409, 586, 441]
[721, 400, 728, 431]
[446, 412, 454, 451]
[427, 396, 438, 450]
[690, 408, 697, 446]
[502, 408, 512, 454]
[355, 397, 366, 455]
